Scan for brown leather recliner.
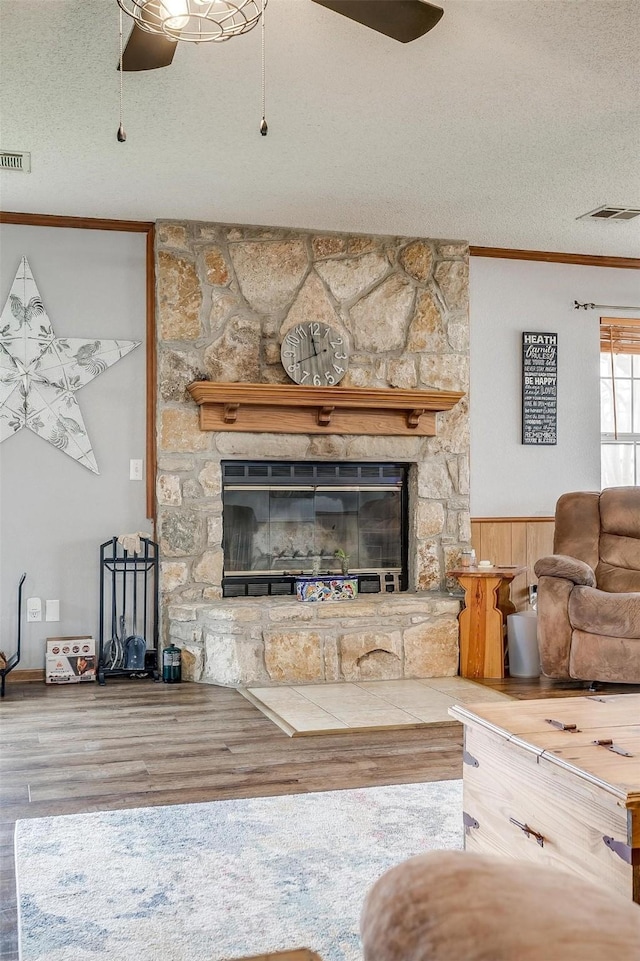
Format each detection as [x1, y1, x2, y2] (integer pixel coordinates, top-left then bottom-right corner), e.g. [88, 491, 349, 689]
[534, 487, 640, 684]
[361, 851, 640, 961]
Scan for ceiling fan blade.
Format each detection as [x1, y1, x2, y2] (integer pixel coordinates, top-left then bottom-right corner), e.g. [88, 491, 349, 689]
[118, 23, 177, 72]
[311, 0, 443, 43]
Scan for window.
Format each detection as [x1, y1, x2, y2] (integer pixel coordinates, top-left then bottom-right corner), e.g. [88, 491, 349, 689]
[600, 318, 640, 487]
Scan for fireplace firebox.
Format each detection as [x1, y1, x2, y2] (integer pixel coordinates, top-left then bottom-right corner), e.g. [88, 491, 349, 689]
[221, 461, 408, 597]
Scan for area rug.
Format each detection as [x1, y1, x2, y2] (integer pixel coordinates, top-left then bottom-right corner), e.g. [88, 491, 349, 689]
[15, 779, 463, 961]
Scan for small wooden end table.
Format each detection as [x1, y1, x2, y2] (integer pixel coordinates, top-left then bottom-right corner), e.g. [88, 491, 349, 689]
[447, 565, 526, 679]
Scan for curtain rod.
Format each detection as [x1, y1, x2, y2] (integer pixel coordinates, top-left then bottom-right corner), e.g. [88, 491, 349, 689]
[574, 301, 640, 311]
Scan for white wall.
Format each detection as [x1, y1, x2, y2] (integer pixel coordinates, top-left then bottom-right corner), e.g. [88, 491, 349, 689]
[470, 257, 640, 517]
[0, 225, 150, 669]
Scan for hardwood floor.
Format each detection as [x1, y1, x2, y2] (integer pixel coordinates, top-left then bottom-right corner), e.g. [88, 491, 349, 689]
[2, 674, 639, 959]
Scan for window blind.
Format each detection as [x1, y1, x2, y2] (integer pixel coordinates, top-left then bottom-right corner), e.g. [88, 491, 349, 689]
[600, 317, 640, 354]
[600, 317, 640, 439]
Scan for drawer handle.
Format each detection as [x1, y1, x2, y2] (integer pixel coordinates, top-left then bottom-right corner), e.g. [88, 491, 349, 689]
[463, 749, 479, 768]
[509, 817, 545, 847]
[545, 718, 580, 732]
[463, 811, 479, 831]
[593, 738, 633, 757]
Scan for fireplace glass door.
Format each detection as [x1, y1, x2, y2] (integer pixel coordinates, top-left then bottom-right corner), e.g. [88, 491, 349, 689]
[222, 462, 407, 596]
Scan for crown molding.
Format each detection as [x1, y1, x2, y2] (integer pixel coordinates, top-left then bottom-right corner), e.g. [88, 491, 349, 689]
[0, 211, 153, 231]
[469, 246, 640, 270]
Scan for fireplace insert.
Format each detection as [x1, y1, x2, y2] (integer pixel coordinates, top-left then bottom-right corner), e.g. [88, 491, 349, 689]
[221, 461, 408, 597]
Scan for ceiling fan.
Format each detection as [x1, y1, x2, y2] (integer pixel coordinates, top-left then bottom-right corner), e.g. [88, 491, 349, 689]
[117, 0, 445, 72]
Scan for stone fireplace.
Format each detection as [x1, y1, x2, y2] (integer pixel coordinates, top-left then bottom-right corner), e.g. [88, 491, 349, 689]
[156, 221, 470, 686]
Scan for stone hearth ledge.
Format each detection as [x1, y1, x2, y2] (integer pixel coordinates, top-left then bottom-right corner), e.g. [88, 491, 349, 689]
[168, 593, 461, 686]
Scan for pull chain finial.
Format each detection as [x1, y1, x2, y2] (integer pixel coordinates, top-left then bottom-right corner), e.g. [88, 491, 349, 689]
[260, 0, 267, 135]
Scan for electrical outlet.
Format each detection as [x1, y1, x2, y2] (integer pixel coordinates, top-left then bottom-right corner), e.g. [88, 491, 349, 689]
[27, 597, 42, 622]
[129, 459, 143, 481]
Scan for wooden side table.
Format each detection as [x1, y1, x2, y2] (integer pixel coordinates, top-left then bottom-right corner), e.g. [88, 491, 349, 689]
[447, 565, 527, 679]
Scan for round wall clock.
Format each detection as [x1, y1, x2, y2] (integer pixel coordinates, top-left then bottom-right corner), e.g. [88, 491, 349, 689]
[281, 323, 350, 386]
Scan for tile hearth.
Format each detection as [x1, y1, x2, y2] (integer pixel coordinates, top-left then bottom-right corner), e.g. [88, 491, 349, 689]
[240, 677, 511, 736]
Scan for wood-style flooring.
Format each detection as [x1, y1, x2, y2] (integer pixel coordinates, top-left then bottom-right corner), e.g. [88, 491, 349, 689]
[2, 675, 638, 959]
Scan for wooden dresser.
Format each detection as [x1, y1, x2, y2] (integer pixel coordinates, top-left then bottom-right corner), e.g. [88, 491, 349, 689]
[449, 694, 640, 902]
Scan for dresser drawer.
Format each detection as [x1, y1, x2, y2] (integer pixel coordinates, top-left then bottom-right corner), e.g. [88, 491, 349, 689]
[462, 725, 636, 899]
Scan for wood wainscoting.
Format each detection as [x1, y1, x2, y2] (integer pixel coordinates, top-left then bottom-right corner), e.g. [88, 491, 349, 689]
[470, 517, 555, 612]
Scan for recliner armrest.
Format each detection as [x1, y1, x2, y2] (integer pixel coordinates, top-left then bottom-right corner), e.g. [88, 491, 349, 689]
[360, 850, 640, 961]
[534, 554, 596, 587]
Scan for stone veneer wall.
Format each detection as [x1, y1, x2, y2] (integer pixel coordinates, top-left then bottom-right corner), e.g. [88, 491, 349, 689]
[155, 221, 470, 685]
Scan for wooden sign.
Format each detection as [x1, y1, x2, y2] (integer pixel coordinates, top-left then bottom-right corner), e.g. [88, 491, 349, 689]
[522, 332, 557, 445]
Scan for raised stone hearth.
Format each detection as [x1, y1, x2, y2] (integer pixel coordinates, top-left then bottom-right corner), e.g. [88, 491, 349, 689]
[168, 594, 460, 686]
[157, 220, 470, 685]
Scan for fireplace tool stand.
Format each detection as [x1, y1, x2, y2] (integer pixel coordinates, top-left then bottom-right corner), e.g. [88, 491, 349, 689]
[0, 572, 26, 698]
[98, 536, 159, 685]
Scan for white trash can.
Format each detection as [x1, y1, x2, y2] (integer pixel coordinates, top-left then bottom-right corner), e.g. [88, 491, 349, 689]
[507, 611, 540, 678]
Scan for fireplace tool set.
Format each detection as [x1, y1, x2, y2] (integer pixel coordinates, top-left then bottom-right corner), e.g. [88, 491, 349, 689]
[98, 536, 159, 685]
[0, 572, 26, 698]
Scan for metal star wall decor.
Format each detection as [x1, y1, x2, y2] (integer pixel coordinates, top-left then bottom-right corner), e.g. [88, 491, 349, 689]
[0, 257, 140, 474]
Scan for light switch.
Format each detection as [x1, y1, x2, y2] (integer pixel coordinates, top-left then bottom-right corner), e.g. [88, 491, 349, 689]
[46, 599, 60, 622]
[129, 459, 144, 481]
[27, 597, 42, 622]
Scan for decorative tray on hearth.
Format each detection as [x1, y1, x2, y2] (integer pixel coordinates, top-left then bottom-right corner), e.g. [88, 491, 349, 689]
[295, 576, 358, 602]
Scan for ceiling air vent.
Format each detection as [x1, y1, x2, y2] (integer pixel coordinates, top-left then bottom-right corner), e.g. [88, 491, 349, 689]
[578, 204, 640, 222]
[0, 150, 31, 172]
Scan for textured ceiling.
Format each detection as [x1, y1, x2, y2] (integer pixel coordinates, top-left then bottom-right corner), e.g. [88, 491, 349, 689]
[1, 0, 639, 255]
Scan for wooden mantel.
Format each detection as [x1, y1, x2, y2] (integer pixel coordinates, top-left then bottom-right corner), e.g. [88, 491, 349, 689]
[187, 382, 464, 436]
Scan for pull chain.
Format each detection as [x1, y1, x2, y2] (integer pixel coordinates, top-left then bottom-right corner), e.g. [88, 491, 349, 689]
[609, 327, 618, 440]
[117, 7, 127, 142]
[259, 0, 268, 135]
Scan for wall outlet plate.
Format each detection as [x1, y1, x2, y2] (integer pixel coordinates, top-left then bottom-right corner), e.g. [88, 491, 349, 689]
[27, 596, 42, 622]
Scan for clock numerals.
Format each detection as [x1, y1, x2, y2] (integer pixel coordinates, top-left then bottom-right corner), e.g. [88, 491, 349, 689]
[285, 325, 309, 349]
[299, 369, 310, 383]
[333, 365, 345, 375]
[334, 352, 347, 360]
[325, 373, 335, 385]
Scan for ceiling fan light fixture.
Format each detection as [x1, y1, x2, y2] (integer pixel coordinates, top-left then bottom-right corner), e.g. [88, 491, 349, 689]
[116, 0, 264, 43]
